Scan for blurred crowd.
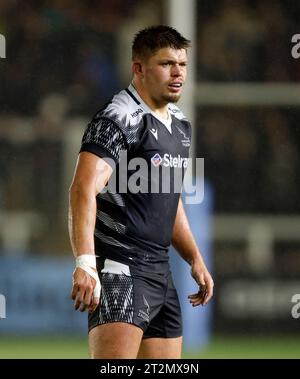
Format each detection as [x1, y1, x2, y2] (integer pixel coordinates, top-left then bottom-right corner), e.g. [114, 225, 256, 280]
[0, 0, 162, 115]
[197, 107, 300, 213]
[196, 0, 300, 213]
[0, 0, 300, 254]
[2, 0, 298, 116]
[197, 0, 300, 82]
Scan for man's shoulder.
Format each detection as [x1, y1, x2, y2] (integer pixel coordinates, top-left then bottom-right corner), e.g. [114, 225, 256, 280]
[98, 89, 144, 128]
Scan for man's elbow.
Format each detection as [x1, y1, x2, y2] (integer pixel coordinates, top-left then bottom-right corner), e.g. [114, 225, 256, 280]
[69, 181, 93, 202]
[69, 181, 81, 197]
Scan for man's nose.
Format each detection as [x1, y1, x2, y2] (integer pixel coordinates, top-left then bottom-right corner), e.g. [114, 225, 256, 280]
[171, 64, 181, 76]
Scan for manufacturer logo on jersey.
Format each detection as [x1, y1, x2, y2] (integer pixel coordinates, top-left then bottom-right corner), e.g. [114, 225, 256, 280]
[175, 125, 190, 147]
[149, 128, 158, 140]
[151, 153, 162, 167]
[131, 108, 143, 118]
[151, 153, 188, 168]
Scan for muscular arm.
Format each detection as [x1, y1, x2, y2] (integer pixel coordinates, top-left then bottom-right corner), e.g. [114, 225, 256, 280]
[69, 152, 113, 312]
[171, 197, 214, 306]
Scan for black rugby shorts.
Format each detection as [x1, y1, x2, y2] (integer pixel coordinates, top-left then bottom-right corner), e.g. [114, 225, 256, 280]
[88, 258, 182, 338]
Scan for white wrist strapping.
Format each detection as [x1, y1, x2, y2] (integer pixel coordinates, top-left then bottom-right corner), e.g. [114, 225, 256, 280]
[75, 254, 101, 298]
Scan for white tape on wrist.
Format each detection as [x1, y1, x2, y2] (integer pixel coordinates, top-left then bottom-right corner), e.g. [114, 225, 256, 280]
[76, 254, 96, 268]
[75, 254, 101, 298]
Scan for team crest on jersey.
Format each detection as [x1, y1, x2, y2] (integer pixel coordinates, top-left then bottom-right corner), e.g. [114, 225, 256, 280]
[151, 153, 162, 167]
[175, 125, 191, 147]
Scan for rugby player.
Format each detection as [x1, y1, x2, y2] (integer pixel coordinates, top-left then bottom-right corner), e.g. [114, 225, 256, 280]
[69, 25, 214, 359]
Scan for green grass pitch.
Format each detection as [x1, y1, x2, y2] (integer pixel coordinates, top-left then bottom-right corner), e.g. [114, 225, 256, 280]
[0, 335, 299, 359]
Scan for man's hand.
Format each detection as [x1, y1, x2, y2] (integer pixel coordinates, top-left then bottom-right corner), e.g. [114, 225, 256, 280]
[71, 267, 100, 313]
[188, 260, 214, 306]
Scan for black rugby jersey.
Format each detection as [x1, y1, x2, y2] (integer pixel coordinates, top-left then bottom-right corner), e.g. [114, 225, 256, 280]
[80, 84, 191, 273]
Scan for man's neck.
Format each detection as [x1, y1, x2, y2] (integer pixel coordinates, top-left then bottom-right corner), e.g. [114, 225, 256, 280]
[131, 81, 169, 120]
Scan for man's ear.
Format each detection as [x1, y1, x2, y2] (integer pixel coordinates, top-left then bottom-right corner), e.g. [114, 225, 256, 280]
[132, 61, 143, 77]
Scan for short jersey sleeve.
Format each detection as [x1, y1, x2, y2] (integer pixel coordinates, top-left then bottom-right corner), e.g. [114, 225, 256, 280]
[80, 116, 127, 165]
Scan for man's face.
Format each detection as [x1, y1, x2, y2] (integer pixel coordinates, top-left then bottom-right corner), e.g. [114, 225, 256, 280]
[140, 47, 188, 106]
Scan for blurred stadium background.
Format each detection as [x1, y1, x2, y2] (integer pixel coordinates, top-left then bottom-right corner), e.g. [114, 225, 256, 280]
[1, 0, 300, 358]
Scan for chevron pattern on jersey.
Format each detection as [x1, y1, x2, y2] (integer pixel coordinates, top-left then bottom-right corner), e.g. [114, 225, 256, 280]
[82, 117, 126, 161]
[105, 106, 141, 146]
[96, 210, 126, 234]
[94, 228, 130, 249]
[98, 191, 125, 207]
[99, 273, 134, 323]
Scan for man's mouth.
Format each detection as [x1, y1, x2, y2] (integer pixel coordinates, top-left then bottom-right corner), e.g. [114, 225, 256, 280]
[168, 82, 183, 88]
[167, 82, 183, 92]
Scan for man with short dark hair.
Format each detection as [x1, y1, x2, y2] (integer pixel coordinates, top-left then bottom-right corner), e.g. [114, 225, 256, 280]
[69, 25, 213, 359]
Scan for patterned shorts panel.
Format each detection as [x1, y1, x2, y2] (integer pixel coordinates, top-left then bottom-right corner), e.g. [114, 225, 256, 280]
[88, 258, 182, 338]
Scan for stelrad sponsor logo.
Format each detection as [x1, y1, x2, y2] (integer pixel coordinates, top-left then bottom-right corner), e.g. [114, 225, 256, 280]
[151, 153, 188, 168]
[97, 152, 204, 204]
[151, 153, 162, 167]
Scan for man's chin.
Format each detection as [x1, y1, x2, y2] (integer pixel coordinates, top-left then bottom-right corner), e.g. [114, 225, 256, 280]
[163, 93, 181, 103]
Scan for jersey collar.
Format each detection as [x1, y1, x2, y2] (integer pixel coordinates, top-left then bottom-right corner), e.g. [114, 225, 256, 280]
[128, 83, 172, 134]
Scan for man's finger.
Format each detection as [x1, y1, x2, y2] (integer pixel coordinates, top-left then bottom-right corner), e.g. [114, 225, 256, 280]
[74, 287, 85, 310]
[79, 301, 89, 312]
[188, 293, 199, 299]
[89, 296, 100, 313]
[83, 284, 94, 310]
[204, 282, 214, 305]
[188, 288, 206, 299]
[189, 287, 208, 306]
[190, 298, 204, 307]
[71, 283, 79, 300]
